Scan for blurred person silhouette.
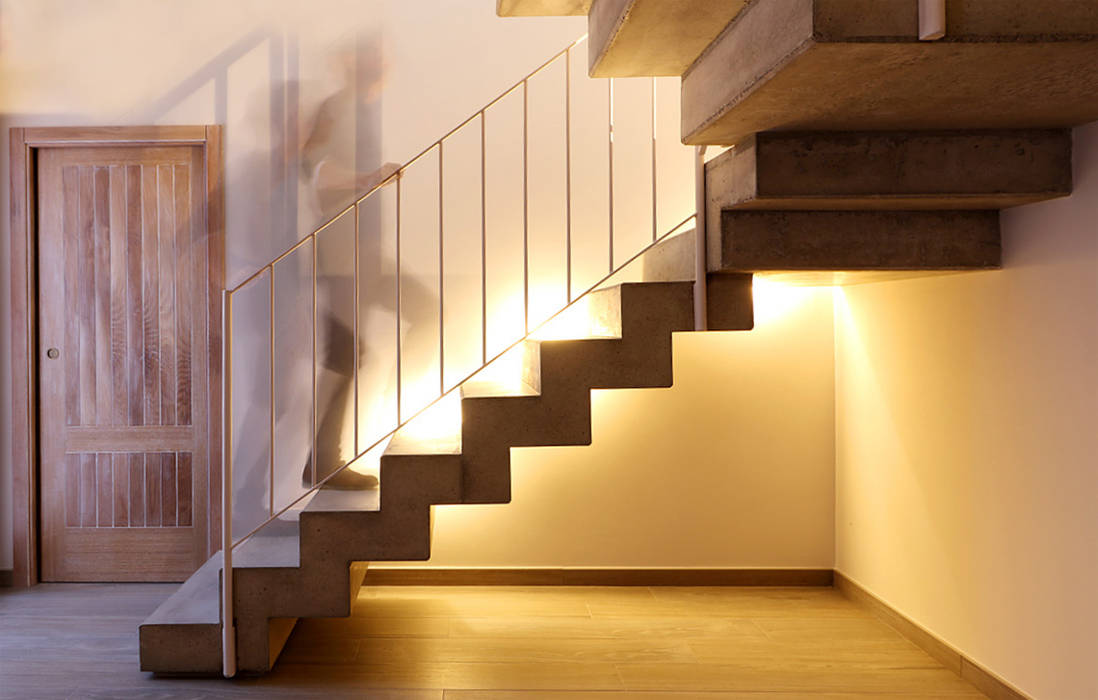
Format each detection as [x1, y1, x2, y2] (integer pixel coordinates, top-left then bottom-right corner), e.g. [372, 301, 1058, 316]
[300, 40, 401, 490]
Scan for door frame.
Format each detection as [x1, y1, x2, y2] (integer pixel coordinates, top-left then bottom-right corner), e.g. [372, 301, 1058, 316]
[9, 126, 224, 587]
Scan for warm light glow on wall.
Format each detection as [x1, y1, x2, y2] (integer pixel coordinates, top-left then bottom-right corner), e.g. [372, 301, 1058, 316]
[401, 390, 463, 443]
[752, 277, 835, 325]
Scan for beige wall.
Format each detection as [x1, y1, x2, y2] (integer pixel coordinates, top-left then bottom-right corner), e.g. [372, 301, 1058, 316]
[0, 0, 584, 571]
[834, 123, 1098, 700]
[1, 1, 838, 575]
[395, 284, 837, 568]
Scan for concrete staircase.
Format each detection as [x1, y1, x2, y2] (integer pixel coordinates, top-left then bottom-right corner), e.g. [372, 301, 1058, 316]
[140, 280, 753, 674]
[141, 0, 1090, 675]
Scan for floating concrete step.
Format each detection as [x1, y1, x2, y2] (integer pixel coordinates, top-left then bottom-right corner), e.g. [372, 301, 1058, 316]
[586, 0, 748, 77]
[138, 553, 222, 674]
[705, 130, 1073, 214]
[683, 0, 1098, 145]
[496, 0, 589, 16]
[709, 209, 1001, 275]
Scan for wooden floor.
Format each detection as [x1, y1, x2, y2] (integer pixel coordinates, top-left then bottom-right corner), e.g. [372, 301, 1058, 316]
[0, 583, 987, 699]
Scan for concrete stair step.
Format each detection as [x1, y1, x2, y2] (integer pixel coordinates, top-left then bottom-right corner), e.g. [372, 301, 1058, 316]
[683, 0, 1098, 145]
[710, 209, 1001, 275]
[705, 131, 1073, 213]
[496, 0, 590, 16]
[138, 553, 222, 674]
[587, 0, 746, 77]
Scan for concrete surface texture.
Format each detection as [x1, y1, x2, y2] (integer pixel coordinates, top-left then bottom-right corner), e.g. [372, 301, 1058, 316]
[682, 0, 1098, 145]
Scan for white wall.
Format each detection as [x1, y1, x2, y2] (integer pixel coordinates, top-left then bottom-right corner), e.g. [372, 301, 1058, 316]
[834, 123, 1098, 700]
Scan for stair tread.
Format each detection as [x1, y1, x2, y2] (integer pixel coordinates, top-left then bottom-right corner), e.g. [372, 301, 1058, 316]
[234, 531, 300, 569]
[461, 377, 540, 399]
[386, 429, 462, 456]
[141, 552, 222, 627]
[304, 487, 381, 513]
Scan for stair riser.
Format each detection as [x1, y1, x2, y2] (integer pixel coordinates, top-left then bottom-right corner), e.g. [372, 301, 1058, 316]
[711, 210, 1001, 272]
[706, 130, 1073, 217]
[139, 624, 221, 675]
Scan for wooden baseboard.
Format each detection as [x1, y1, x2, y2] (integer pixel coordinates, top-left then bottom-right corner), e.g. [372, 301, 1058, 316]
[0, 570, 11, 587]
[363, 567, 834, 587]
[834, 571, 1031, 700]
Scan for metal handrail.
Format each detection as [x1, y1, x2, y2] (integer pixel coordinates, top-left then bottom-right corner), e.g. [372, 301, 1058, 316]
[221, 34, 698, 676]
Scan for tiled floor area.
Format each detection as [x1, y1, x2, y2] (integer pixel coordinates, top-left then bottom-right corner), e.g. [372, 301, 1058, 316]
[0, 583, 986, 699]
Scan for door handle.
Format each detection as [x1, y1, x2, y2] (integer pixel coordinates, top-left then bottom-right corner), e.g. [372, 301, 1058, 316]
[46, 348, 60, 360]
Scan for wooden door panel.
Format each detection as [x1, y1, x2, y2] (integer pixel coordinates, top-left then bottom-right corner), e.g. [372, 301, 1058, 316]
[38, 145, 210, 582]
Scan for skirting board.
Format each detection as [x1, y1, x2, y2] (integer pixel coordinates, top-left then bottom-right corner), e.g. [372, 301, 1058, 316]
[0, 570, 11, 587]
[835, 571, 1031, 700]
[363, 568, 833, 586]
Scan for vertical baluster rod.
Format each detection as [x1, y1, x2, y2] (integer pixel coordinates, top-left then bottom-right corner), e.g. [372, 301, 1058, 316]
[608, 78, 615, 273]
[221, 290, 236, 678]
[565, 48, 573, 302]
[353, 202, 360, 456]
[268, 268, 275, 517]
[311, 236, 318, 488]
[395, 176, 403, 424]
[481, 112, 488, 366]
[523, 79, 530, 335]
[438, 143, 445, 394]
[651, 77, 658, 242]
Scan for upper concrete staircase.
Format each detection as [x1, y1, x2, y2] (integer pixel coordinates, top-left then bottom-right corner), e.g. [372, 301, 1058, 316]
[141, 0, 1090, 675]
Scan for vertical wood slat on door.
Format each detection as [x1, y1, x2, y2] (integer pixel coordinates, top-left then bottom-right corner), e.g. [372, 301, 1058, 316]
[161, 452, 177, 527]
[175, 164, 192, 429]
[142, 166, 160, 427]
[130, 454, 145, 528]
[126, 166, 144, 426]
[94, 170, 113, 524]
[62, 167, 81, 530]
[78, 167, 98, 529]
[158, 165, 177, 428]
[178, 453, 192, 527]
[109, 167, 129, 526]
[65, 454, 80, 528]
[145, 452, 161, 527]
[126, 166, 146, 528]
[78, 168, 96, 435]
[63, 167, 80, 429]
[94, 168, 113, 427]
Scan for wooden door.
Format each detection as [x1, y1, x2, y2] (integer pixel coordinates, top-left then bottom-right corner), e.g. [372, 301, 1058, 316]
[36, 145, 212, 581]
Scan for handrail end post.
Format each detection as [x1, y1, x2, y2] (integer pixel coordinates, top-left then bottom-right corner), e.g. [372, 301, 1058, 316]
[694, 145, 709, 332]
[919, 0, 946, 41]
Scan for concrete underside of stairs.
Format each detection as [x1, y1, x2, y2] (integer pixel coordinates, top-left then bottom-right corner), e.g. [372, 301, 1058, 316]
[586, 0, 748, 77]
[496, 0, 590, 17]
[683, 0, 1098, 145]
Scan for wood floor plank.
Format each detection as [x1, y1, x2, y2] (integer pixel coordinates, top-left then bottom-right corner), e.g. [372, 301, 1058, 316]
[268, 662, 627, 691]
[617, 663, 982, 694]
[293, 615, 452, 639]
[356, 637, 697, 665]
[449, 615, 766, 641]
[686, 638, 941, 668]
